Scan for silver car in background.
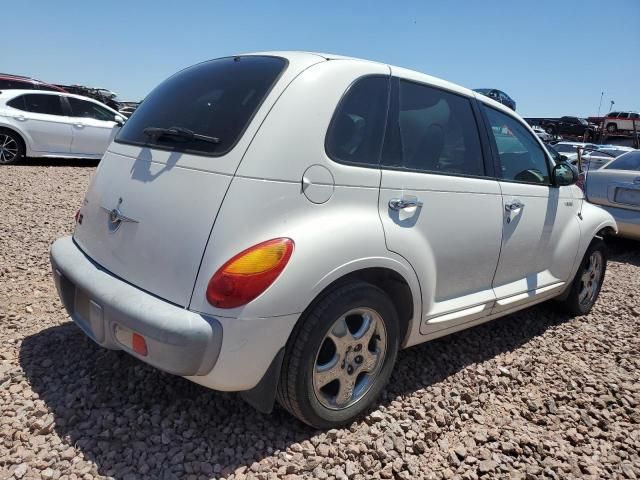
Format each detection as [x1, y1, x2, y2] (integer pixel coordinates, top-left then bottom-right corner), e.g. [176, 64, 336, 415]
[584, 150, 640, 240]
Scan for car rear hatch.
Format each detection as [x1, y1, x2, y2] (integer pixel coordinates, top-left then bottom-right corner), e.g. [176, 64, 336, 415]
[73, 54, 324, 307]
[585, 167, 640, 212]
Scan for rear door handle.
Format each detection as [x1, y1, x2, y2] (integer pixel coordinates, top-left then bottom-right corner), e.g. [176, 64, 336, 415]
[389, 197, 423, 210]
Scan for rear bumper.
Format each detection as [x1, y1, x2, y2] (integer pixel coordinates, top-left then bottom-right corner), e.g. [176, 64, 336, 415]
[600, 205, 640, 240]
[50, 236, 223, 377]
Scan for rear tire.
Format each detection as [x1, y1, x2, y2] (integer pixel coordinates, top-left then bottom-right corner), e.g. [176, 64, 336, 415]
[277, 282, 399, 428]
[0, 130, 25, 165]
[545, 126, 556, 135]
[561, 238, 607, 316]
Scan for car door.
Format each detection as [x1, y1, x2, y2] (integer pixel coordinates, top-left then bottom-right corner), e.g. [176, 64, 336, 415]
[378, 77, 503, 335]
[8, 93, 72, 154]
[66, 97, 119, 156]
[481, 105, 581, 313]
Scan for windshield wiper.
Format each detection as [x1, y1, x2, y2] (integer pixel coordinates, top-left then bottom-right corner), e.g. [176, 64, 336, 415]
[143, 126, 220, 144]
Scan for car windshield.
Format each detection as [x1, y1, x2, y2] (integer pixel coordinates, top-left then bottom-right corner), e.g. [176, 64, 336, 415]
[579, 119, 588, 125]
[605, 151, 640, 171]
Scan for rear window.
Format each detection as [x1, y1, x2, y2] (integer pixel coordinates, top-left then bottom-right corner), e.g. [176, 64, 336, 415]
[605, 152, 640, 171]
[116, 56, 287, 156]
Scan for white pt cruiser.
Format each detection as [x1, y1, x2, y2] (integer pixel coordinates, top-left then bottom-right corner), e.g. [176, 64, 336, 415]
[51, 52, 616, 428]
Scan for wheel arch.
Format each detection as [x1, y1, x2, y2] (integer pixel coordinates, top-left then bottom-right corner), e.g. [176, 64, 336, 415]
[303, 261, 422, 349]
[0, 125, 29, 157]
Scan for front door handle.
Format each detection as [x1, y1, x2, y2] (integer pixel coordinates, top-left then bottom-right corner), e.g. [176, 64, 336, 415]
[13, 115, 26, 121]
[74, 123, 85, 128]
[505, 201, 525, 212]
[389, 197, 423, 210]
[505, 200, 524, 224]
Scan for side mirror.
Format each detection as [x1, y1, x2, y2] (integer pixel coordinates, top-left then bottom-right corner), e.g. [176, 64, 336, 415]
[560, 154, 568, 162]
[552, 162, 578, 187]
[114, 114, 125, 126]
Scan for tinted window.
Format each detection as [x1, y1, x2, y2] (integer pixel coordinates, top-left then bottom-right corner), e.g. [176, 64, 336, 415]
[0, 79, 35, 90]
[382, 80, 484, 176]
[22, 94, 64, 115]
[484, 106, 550, 184]
[325, 76, 389, 166]
[116, 56, 286, 156]
[7, 95, 27, 111]
[631, 113, 639, 119]
[605, 152, 640, 171]
[68, 97, 114, 121]
[608, 112, 619, 117]
[618, 113, 629, 119]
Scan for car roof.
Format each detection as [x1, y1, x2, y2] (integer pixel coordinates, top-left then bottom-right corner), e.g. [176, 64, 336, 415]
[244, 51, 520, 118]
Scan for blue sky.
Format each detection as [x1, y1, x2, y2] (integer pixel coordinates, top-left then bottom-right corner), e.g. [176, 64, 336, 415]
[4, 0, 639, 117]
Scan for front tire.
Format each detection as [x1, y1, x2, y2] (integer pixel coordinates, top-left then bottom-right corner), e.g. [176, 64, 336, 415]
[0, 130, 24, 165]
[277, 282, 400, 428]
[606, 123, 617, 134]
[562, 238, 607, 315]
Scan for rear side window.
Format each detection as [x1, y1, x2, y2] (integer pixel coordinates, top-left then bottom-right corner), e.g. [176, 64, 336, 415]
[605, 152, 640, 171]
[68, 97, 114, 121]
[325, 76, 389, 166]
[484, 106, 550, 185]
[116, 56, 287, 156]
[17, 94, 64, 115]
[382, 79, 485, 177]
[7, 95, 27, 111]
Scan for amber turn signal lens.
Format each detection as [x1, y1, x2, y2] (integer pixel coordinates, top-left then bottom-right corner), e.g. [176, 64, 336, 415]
[206, 238, 294, 308]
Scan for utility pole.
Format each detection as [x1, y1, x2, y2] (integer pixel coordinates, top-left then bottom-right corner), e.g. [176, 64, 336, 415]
[597, 91, 604, 117]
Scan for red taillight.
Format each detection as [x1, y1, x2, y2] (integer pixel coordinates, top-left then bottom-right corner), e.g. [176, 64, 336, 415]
[576, 172, 586, 192]
[206, 238, 294, 309]
[132, 333, 148, 356]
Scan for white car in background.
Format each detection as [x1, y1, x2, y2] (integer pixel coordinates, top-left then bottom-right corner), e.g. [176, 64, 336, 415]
[582, 146, 636, 171]
[531, 125, 552, 142]
[603, 112, 640, 134]
[551, 141, 598, 165]
[0, 89, 125, 164]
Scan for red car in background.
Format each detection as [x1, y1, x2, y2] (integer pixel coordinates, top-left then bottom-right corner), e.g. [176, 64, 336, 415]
[0, 73, 66, 92]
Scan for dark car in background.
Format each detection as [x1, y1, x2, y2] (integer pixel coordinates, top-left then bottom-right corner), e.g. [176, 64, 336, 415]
[541, 116, 597, 139]
[473, 88, 516, 110]
[0, 73, 66, 93]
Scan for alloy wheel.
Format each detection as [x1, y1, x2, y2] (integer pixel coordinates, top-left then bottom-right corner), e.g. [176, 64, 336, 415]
[313, 308, 387, 410]
[578, 251, 603, 306]
[0, 134, 19, 164]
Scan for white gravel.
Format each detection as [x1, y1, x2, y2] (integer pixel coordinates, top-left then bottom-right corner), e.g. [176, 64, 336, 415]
[1, 159, 639, 480]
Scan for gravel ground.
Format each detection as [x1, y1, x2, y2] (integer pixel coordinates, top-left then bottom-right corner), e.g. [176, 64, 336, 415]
[1, 159, 639, 480]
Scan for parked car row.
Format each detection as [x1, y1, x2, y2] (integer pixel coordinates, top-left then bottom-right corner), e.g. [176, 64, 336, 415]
[0, 89, 124, 163]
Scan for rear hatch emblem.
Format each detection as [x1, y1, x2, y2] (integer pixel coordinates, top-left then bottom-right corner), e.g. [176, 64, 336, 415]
[101, 197, 138, 232]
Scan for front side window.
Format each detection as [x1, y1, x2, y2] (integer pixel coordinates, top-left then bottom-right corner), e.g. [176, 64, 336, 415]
[68, 97, 114, 121]
[116, 56, 287, 156]
[484, 106, 550, 184]
[605, 152, 640, 171]
[21, 94, 64, 116]
[325, 76, 389, 166]
[382, 79, 484, 177]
